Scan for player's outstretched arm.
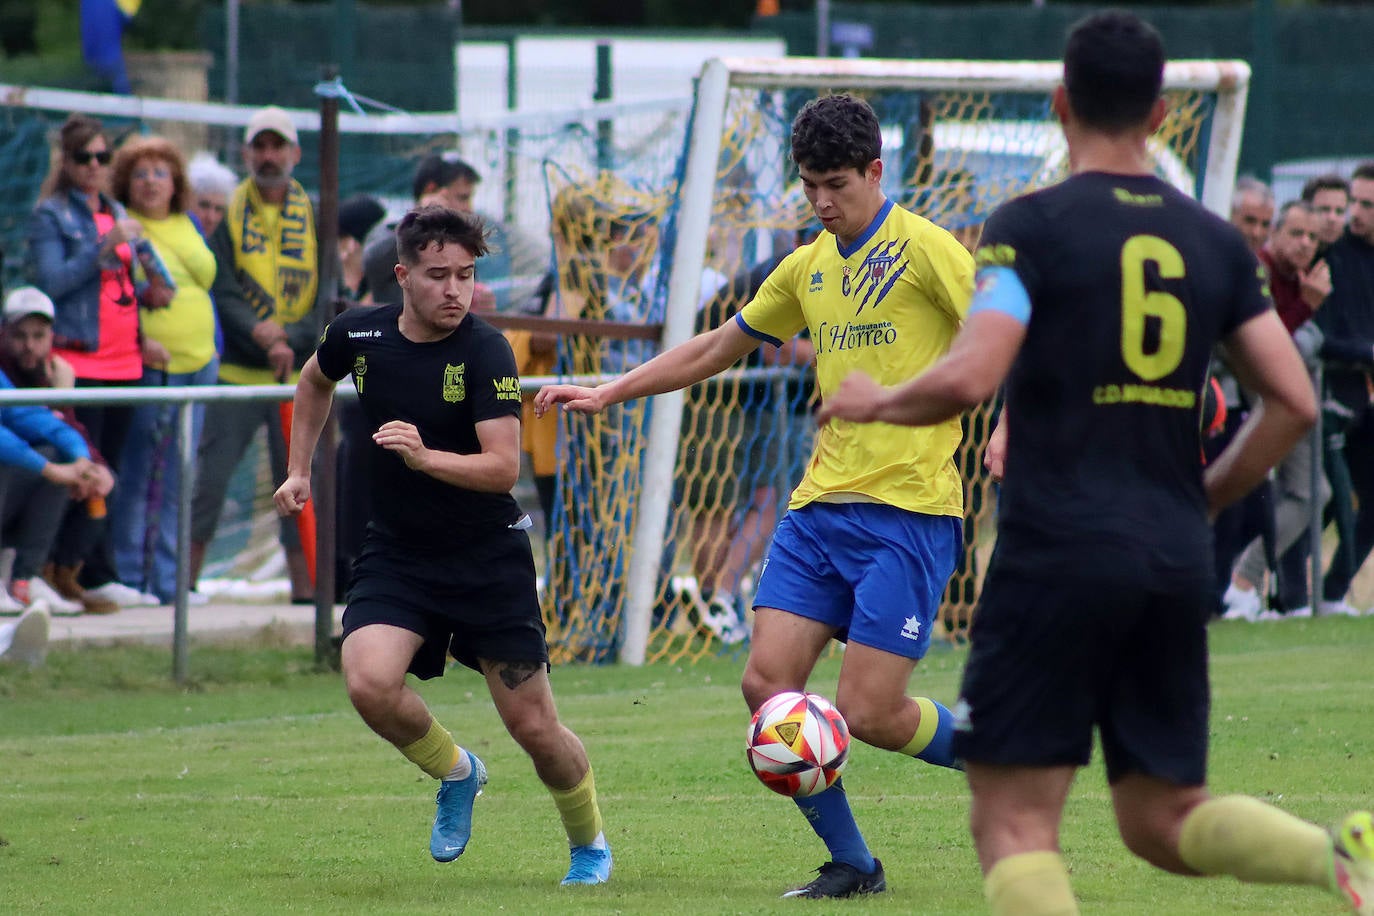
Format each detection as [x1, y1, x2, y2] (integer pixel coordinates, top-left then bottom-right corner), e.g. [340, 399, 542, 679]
[533, 383, 606, 417]
[273, 355, 334, 517]
[1205, 309, 1317, 516]
[534, 322, 758, 418]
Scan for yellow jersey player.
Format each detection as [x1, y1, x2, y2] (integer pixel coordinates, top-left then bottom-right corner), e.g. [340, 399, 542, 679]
[537, 93, 973, 899]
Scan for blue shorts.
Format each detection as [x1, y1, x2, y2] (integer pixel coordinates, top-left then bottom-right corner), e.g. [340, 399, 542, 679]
[752, 501, 961, 659]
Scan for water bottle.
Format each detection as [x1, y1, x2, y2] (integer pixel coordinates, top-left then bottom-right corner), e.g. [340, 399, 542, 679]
[132, 238, 177, 295]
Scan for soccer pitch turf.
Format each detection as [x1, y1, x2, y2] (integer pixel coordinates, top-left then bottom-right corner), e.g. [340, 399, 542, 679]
[2, 618, 1370, 914]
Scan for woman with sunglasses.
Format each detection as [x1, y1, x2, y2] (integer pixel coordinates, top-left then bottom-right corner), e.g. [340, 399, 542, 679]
[24, 113, 159, 611]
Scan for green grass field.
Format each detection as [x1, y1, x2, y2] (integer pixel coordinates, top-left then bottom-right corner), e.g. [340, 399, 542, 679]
[2, 618, 1370, 915]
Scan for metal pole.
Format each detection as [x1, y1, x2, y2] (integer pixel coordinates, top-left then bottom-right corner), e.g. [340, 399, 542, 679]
[334, 0, 356, 86]
[314, 65, 343, 666]
[1249, 0, 1276, 180]
[226, 0, 240, 104]
[816, 0, 830, 57]
[505, 38, 519, 226]
[1308, 363, 1324, 613]
[595, 42, 613, 172]
[172, 400, 195, 682]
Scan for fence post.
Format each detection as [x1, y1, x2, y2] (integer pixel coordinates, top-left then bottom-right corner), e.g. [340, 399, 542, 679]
[314, 65, 343, 666]
[1308, 363, 1324, 613]
[595, 42, 613, 171]
[172, 399, 195, 682]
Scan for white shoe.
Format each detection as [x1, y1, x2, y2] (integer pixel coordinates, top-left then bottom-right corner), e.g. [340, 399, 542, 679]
[186, 590, 209, 607]
[1221, 584, 1261, 622]
[0, 586, 24, 616]
[84, 581, 161, 608]
[27, 576, 85, 616]
[1256, 609, 1283, 622]
[1288, 605, 1314, 618]
[0, 606, 49, 666]
[1318, 600, 1363, 618]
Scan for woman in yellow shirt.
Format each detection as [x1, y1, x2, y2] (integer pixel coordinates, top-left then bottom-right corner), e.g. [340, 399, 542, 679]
[108, 135, 219, 604]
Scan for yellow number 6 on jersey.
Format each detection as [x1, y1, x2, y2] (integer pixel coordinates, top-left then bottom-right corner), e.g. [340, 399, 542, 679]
[1120, 235, 1186, 381]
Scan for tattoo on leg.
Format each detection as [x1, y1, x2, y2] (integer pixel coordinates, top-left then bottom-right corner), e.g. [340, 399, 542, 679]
[494, 660, 541, 691]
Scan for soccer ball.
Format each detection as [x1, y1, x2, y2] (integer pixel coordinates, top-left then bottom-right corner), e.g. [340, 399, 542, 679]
[746, 691, 850, 797]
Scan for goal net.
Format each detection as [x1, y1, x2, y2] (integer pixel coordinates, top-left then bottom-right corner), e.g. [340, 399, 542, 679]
[589, 56, 1249, 666]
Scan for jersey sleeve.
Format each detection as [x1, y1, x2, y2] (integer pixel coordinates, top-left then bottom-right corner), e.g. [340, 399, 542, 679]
[314, 311, 355, 381]
[975, 198, 1044, 302]
[469, 328, 523, 423]
[912, 227, 975, 323]
[736, 249, 808, 346]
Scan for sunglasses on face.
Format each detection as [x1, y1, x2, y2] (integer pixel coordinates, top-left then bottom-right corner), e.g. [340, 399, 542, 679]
[71, 150, 112, 166]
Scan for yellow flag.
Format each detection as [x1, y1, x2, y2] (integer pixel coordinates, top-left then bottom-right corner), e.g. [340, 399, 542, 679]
[116, 0, 142, 17]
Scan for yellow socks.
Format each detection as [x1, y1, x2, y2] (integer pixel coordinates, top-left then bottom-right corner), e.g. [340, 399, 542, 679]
[1178, 794, 1334, 888]
[899, 697, 942, 757]
[399, 718, 461, 780]
[985, 851, 1078, 916]
[896, 696, 960, 768]
[549, 766, 604, 847]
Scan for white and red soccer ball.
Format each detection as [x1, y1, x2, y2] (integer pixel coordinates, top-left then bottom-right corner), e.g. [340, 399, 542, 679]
[746, 691, 850, 797]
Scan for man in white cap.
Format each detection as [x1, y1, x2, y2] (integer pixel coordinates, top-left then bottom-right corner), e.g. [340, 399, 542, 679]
[189, 106, 325, 602]
[0, 287, 113, 618]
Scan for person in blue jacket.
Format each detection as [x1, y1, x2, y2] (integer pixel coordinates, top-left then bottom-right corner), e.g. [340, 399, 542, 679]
[0, 366, 113, 613]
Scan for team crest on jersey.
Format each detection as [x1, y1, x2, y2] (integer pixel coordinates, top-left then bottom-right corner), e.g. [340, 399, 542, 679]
[841, 265, 852, 296]
[352, 355, 367, 394]
[442, 363, 466, 402]
[809, 269, 823, 292]
[851, 239, 909, 314]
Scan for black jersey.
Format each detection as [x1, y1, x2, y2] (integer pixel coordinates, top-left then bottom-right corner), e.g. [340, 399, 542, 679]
[316, 304, 524, 542]
[981, 172, 1270, 587]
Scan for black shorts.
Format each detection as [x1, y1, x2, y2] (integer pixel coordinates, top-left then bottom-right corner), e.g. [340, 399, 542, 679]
[953, 567, 1211, 786]
[342, 526, 548, 680]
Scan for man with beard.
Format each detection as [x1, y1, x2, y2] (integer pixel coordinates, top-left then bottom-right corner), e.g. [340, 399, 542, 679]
[188, 107, 327, 602]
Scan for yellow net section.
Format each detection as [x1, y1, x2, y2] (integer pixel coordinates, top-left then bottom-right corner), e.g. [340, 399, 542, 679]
[537, 83, 1217, 663]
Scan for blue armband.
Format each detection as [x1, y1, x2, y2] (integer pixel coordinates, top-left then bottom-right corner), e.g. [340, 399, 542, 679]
[968, 266, 1031, 325]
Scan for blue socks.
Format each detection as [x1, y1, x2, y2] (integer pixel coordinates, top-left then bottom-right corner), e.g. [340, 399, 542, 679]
[793, 779, 877, 872]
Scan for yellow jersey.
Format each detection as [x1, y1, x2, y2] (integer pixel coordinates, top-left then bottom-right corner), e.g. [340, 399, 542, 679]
[737, 199, 973, 517]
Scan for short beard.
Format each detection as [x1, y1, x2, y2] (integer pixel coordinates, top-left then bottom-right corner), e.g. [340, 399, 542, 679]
[252, 168, 290, 192]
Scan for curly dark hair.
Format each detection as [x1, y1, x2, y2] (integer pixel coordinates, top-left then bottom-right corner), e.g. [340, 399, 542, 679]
[790, 94, 881, 175]
[394, 204, 489, 266]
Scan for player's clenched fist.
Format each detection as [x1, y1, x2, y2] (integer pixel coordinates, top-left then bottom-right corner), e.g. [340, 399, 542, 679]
[534, 384, 607, 418]
[815, 370, 884, 425]
[274, 475, 311, 517]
